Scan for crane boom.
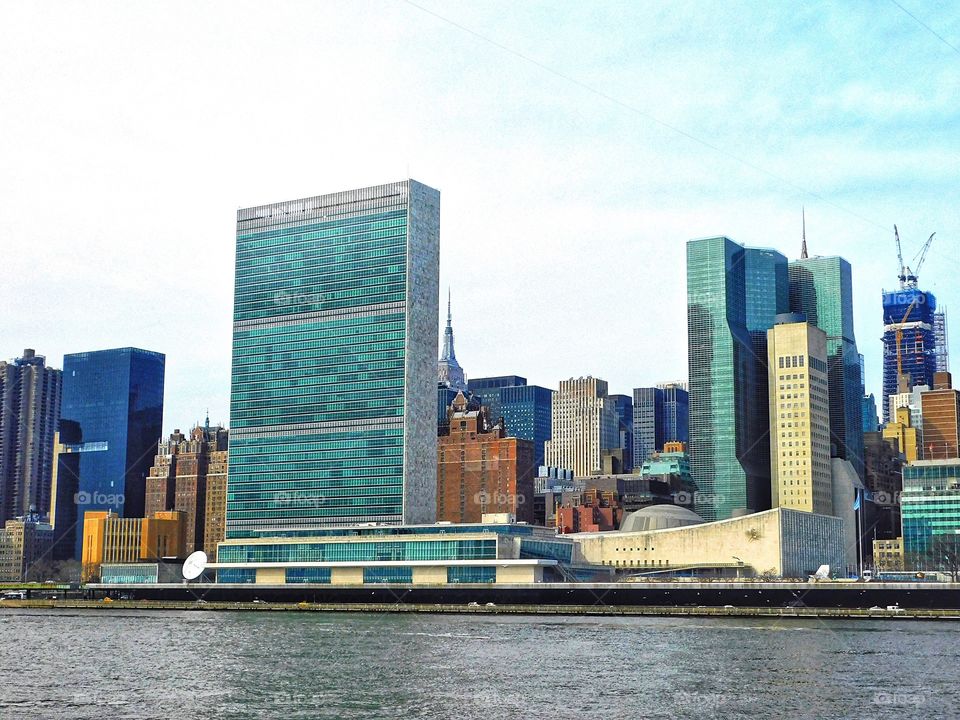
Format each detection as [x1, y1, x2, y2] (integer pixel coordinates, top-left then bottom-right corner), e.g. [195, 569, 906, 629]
[895, 225, 906, 288]
[912, 232, 936, 280]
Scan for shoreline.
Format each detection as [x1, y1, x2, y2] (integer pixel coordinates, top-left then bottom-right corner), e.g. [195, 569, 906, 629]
[3, 599, 959, 619]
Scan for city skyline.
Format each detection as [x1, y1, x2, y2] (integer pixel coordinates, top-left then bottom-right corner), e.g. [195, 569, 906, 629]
[2, 2, 958, 435]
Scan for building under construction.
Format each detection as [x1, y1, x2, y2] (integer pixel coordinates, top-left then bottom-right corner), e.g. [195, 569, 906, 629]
[881, 227, 949, 423]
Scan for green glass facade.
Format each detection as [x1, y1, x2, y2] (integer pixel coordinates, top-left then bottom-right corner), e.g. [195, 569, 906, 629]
[227, 181, 440, 537]
[687, 238, 788, 521]
[218, 538, 497, 564]
[901, 460, 960, 563]
[789, 257, 864, 479]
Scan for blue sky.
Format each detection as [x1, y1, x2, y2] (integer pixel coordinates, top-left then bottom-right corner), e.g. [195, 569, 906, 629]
[1, 0, 957, 432]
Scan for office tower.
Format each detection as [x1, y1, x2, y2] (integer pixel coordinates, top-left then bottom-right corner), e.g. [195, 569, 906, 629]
[544, 377, 618, 477]
[660, 383, 689, 446]
[437, 291, 466, 390]
[881, 288, 937, 422]
[57, 348, 165, 558]
[862, 431, 903, 539]
[467, 376, 552, 469]
[632, 387, 663, 466]
[145, 421, 229, 554]
[934, 309, 949, 373]
[789, 255, 865, 478]
[901, 459, 960, 568]
[0, 349, 62, 524]
[920, 372, 960, 460]
[862, 393, 880, 433]
[436, 392, 535, 523]
[687, 237, 788, 521]
[227, 180, 440, 536]
[607, 394, 634, 472]
[767, 315, 833, 515]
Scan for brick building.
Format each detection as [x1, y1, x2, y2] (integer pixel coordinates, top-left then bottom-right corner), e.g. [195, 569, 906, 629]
[145, 420, 228, 556]
[921, 372, 960, 460]
[437, 392, 535, 523]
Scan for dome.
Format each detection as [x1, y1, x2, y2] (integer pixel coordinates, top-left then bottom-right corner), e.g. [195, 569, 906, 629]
[619, 504, 704, 533]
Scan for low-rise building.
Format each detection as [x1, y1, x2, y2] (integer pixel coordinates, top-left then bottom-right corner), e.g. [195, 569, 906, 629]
[81, 510, 187, 582]
[0, 516, 53, 581]
[901, 458, 960, 573]
[873, 537, 905, 573]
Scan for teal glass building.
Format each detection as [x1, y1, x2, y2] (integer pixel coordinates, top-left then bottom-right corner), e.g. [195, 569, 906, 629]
[686, 237, 788, 521]
[227, 180, 440, 538]
[901, 459, 960, 566]
[789, 256, 864, 479]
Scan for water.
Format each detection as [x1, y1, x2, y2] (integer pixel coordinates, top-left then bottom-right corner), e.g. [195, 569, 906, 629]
[0, 609, 957, 719]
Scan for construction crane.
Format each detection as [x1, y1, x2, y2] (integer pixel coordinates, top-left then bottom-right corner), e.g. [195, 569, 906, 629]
[894, 225, 936, 289]
[895, 225, 907, 289]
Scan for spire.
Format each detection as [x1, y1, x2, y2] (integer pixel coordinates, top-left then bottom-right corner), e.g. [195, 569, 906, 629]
[438, 288, 466, 389]
[800, 206, 809, 259]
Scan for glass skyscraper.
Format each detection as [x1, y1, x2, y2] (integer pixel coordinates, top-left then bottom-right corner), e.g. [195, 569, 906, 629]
[467, 376, 552, 470]
[789, 256, 864, 478]
[227, 180, 440, 537]
[687, 237, 788, 521]
[58, 348, 165, 558]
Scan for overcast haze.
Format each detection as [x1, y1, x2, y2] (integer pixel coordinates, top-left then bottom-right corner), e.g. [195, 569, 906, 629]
[2, 0, 958, 434]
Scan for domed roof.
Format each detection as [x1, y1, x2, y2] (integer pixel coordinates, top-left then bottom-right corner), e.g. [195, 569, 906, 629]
[619, 504, 704, 533]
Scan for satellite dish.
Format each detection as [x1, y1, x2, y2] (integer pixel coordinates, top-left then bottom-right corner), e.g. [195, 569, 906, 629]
[182, 550, 208, 581]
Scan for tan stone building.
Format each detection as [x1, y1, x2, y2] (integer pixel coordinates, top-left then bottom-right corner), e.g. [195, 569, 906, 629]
[873, 536, 905, 572]
[437, 392, 535, 523]
[145, 421, 228, 556]
[0, 517, 53, 581]
[767, 316, 833, 515]
[544, 377, 619, 477]
[80, 510, 186, 582]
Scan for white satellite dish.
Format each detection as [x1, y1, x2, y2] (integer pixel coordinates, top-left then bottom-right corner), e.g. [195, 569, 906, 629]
[182, 550, 208, 581]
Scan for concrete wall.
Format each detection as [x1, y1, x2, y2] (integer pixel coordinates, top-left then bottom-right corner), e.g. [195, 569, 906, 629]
[496, 565, 539, 584]
[412, 566, 447, 585]
[256, 567, 285, 584]
[330, 567, 364, 585]
[573, 509, 785, 576]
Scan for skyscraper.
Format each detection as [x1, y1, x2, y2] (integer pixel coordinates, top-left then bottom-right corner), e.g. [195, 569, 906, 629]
[437, 290, 466, 390]
[606, 394, 634, 471]
[467, 376, 552, 470]
[881, 288, 937, 423]
[0, 349, 61, 524]
[56, 348, 165, 558]
[687, 237, 788, 521]
[767, 315, 833, 515]
[226, 180, 440, 536]
[632, 387, 663, 467]
[790, 255, 865, 478]
[544, 377, 618, 477]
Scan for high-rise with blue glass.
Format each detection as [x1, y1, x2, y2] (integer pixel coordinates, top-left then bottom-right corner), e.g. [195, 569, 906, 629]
[467, 376, 552, 470]
[687, 237, 788, 521]
[227, 180, 440, 537]
[57, 347, 165, 558]
[790, 255, 864, 478]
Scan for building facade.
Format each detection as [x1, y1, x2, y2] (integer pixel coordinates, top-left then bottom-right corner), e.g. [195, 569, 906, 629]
[920, 372, 960, 460]
[437, 393, 535, 523]
[145, 422, 229, 556]
[56, 348, 165, 559]
[0, 349, 62, 525]
[881, 288, 937, 423]
[767, 316, 833, 515]
[0, 516, 53, 582]
[467, 376, 552, 470]
[632, 384, 690, 467]
[80, 509, 186, 582]
[544, 377, 618, 478]
[789, 255, 864, 478]
[607, 394, 634, 472]
[900, 459, 960, 569]
[227, 180, 440, 536]
[687, 237, 789, 521]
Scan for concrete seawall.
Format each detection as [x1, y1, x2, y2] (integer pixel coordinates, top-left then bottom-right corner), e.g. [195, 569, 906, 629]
[4, 599, 960, 620]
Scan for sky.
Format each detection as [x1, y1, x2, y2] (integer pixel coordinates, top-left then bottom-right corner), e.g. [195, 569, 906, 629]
[1, 0, 958, 434]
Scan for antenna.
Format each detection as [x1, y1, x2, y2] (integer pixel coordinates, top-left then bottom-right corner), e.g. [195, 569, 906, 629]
[800, 207, 808, 259]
